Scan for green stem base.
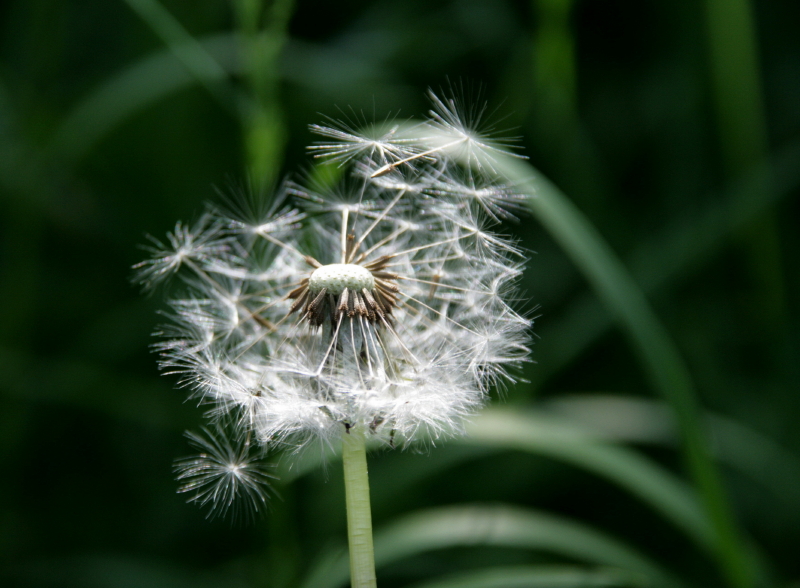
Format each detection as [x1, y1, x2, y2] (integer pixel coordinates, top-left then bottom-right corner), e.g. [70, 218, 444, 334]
[342, 429, 377, 588]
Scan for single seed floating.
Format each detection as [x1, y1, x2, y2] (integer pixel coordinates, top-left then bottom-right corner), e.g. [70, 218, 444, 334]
[309, 264, 375, 295]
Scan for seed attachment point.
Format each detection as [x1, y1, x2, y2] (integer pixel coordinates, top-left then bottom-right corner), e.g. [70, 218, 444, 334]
[309, 264, 375, 296]
[289, 262, 397, 327]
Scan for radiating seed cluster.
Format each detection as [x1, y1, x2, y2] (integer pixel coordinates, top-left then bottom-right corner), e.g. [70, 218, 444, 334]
[174, 425, 276, 520]
[135, 89, 532, 513]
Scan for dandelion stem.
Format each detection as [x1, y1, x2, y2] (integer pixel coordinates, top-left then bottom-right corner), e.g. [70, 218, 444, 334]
[342, 429, 377, 588]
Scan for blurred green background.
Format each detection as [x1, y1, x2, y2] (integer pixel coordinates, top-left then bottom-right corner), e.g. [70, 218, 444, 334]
[1, 1, 799, 587]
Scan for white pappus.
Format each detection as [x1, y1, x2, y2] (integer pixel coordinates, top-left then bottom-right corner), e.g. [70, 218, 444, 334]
[135, 89, 533, 516]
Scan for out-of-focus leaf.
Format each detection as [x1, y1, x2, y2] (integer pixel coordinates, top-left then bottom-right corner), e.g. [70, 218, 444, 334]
[300, 504, 682, 588]
[277, 407, 712, 550]
[486, 150, 757, 588]
[407, 564, 649, 588]
[461, 409, 713, 550]
[121, 0, 236, 108]
[50, 34, 240, 162]
[50, 34, 397, 163]
[400, 121, 736, 582]
[544, 394, 800, 516]
[537, 140, 800, 383]
[705, 0, 767, 171]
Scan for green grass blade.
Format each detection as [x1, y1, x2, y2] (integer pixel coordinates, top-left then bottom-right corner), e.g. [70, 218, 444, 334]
[49, 34, 240, 161]
[536, 141, 800, 383]
[462, 409, 713, 550]
[407, 565, 649, 588]
[276, 406, 712, 552]
[48, 33, 389, 162]
[121, 0, 238, 111]
[545, 394, 800, 519]
[490, 153, 758, 588]
[705, 0, 784, 335]
[532, 0, 577, 125]
[301, 504, 682, 588]
[705, 0, 767, 171]
[233, 0, 296, 188]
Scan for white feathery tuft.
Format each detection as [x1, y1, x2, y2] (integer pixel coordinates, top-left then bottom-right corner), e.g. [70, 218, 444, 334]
[136, 89, 533, 513]
[174, 425, 276, 520]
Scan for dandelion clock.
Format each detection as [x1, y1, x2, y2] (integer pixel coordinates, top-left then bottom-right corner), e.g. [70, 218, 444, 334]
[135, 89, 531, 588]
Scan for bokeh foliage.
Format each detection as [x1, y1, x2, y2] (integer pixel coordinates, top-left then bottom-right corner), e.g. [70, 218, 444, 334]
[1, 1, 799, 587]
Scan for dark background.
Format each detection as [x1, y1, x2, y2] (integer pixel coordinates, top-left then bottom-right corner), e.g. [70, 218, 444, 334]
[1, 1, 798, 587]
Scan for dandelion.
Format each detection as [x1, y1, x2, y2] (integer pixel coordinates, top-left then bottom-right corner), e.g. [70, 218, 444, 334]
[136, 89, 531, 587]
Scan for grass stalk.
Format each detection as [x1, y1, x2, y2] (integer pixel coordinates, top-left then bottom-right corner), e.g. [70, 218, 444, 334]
[234, 0, 295, 189]
[493, 155, 757, 588]
[121, 0, 238, 113]
[705, 0, 785, 330]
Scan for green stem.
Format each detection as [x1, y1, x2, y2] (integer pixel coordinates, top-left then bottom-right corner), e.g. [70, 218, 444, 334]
[705, 0, 785, 330]
[342, 429, 377, 588]
[122, 0, 238, 113]
[234, 0, 295, 190]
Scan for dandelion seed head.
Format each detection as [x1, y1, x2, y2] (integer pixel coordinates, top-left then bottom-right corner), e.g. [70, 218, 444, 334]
[137, 89, 533, 515]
